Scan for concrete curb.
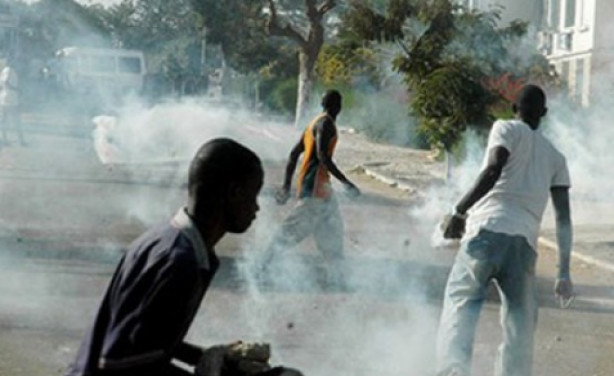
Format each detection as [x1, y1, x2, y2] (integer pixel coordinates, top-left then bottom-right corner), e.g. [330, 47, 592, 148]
[538, 236, 614, 272]
[361, 166, 415, 192]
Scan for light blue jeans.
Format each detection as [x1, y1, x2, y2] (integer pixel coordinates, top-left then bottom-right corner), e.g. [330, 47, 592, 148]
[436, 230, 538, 376]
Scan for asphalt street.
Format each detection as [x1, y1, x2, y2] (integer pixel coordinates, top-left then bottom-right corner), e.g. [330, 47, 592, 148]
[2, 121, 614, 376]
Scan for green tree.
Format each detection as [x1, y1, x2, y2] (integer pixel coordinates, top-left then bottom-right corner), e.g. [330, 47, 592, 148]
[88, 0, 206, 96]
[191, 0, 279, 74]
[264, 0, 337, 126]
[191, 0, 298, 106]
[15, 0, 110, 62]
[343, 0, 548, 151]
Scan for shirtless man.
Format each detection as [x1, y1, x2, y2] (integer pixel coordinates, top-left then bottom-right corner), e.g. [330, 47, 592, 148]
[262, 89, 360, 287]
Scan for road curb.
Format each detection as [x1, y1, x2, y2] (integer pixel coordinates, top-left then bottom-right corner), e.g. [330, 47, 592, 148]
[361, 166, 415, 192]
[538, 237, 614, 272]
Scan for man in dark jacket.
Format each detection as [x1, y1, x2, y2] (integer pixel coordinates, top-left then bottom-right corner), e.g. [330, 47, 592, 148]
[65, 138, 289, 376]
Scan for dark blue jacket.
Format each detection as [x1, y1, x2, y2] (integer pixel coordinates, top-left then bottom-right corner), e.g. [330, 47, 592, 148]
[66, 209, 219, 376]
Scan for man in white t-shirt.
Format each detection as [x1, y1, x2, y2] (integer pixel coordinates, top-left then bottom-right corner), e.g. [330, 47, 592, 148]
[0, 62, 24, 146]
[436, 85, 573, 376]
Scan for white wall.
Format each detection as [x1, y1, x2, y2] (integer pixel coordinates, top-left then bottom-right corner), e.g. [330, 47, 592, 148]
[486, 0, 544, 26]
[463, 0, 544, 26]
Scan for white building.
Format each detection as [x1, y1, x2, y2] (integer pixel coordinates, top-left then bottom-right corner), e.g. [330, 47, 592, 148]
[541, 0, 614, 106]
[461, 0, 614, 106]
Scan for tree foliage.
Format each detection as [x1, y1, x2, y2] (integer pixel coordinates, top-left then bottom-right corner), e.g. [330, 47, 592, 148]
[7, 0, 110, 63]
[344, 0, 554, 150]
[264, 0, 338, 125]
[191, 0, 290, 75]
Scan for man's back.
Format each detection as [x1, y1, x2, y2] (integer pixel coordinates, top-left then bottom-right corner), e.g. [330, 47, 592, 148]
[67, 216, 219, 376]
[296, 113, 338, 199]
[467, 119, 570, 248]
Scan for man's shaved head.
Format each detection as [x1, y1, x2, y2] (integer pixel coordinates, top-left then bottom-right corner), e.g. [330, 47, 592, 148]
[513, 84, 548, 128]
[188, 138, 263, 198]
[515, 84, 546, 111]
[321, 89, 342, 109]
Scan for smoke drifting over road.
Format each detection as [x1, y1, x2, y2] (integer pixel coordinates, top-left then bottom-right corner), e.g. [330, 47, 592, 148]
[6, 2, 614, 376]
[88, 93, 444, 375]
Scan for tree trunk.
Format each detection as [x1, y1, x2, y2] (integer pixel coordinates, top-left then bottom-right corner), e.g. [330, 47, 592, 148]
[445, 150, 452, 181]
[294, 50, 318, 128]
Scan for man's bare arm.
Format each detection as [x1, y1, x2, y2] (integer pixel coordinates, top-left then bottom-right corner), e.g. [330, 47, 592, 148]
[175, 342, 205, 365]
[275, 137, 304, 205]
[551, 187, 572, 279]
[315, 119, 358, 192]
[442, 146, 509, 239]
[551, 186, 573, 303]
[282, 138, 304, 191]
[455, 146, 509, 214]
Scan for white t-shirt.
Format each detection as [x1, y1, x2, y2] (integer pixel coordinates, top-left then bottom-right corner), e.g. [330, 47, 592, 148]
[465, 119, 571, 250]
[0, 66, 18, 107]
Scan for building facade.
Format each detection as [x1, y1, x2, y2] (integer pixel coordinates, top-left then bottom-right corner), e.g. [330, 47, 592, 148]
[458, 0, 544, 26]
[541, 0, 614, 106]
[460, 0, 614, 107]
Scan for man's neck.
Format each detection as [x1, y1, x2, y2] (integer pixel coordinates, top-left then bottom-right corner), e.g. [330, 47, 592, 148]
[325, 109, 339, 120]
[186, 205, 224, 251]
[517, 115, 539, 130]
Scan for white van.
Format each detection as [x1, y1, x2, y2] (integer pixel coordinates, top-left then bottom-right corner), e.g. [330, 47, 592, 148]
[52, 47, 147, 98]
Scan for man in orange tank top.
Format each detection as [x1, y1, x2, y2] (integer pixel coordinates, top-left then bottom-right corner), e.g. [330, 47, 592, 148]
[260, 89, 360, 288]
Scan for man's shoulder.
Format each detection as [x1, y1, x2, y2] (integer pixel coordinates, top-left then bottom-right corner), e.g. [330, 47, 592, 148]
[127, 223, 197, 264]
[311, 112, 334, 127]
[544, 138, 567, 165]
[493, 118, 523, 131]
[313, 114, 337, 137]
[534, 129, 566, 159]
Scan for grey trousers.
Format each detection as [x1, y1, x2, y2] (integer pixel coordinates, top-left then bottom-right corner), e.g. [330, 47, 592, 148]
[264, 196, 344, 264]
[436, 230, 538, 376]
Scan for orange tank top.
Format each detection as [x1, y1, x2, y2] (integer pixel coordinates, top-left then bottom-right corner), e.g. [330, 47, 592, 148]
[296, 113, 338, 199]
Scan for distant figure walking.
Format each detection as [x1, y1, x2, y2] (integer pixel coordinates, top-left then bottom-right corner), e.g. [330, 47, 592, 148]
[0, 60, 24, 146]
[260, 89, 360, 287]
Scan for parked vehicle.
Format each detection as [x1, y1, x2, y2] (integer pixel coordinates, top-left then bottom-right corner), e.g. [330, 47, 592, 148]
[51, 47, 147, 105]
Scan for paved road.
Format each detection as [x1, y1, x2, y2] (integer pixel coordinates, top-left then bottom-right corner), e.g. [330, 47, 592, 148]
[2, 123, 614, 376]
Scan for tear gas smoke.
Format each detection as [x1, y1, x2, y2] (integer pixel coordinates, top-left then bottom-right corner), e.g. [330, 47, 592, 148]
[6, 3, 614, 375]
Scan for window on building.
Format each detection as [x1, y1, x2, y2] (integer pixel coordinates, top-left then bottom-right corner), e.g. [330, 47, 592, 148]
[565, 0, 576, 28]
[549, 0, 561, 29]
[580, 0, 590, 28]
[558, 32, 573, 50]
[561, 61, 570, 84]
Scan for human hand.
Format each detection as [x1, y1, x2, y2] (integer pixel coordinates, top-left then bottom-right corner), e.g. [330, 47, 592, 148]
[344, 182, 360, 198]
[274, 187, 290, 205]
[554, 277, 574, 308]
[195, 345, 228, 376]
[441, 213, 466, 239]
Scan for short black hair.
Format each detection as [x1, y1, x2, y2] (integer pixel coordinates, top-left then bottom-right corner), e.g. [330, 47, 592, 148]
[515, 84, 546, 112]
[188, 138, 263, 197]
[321, 89, 342, 110]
